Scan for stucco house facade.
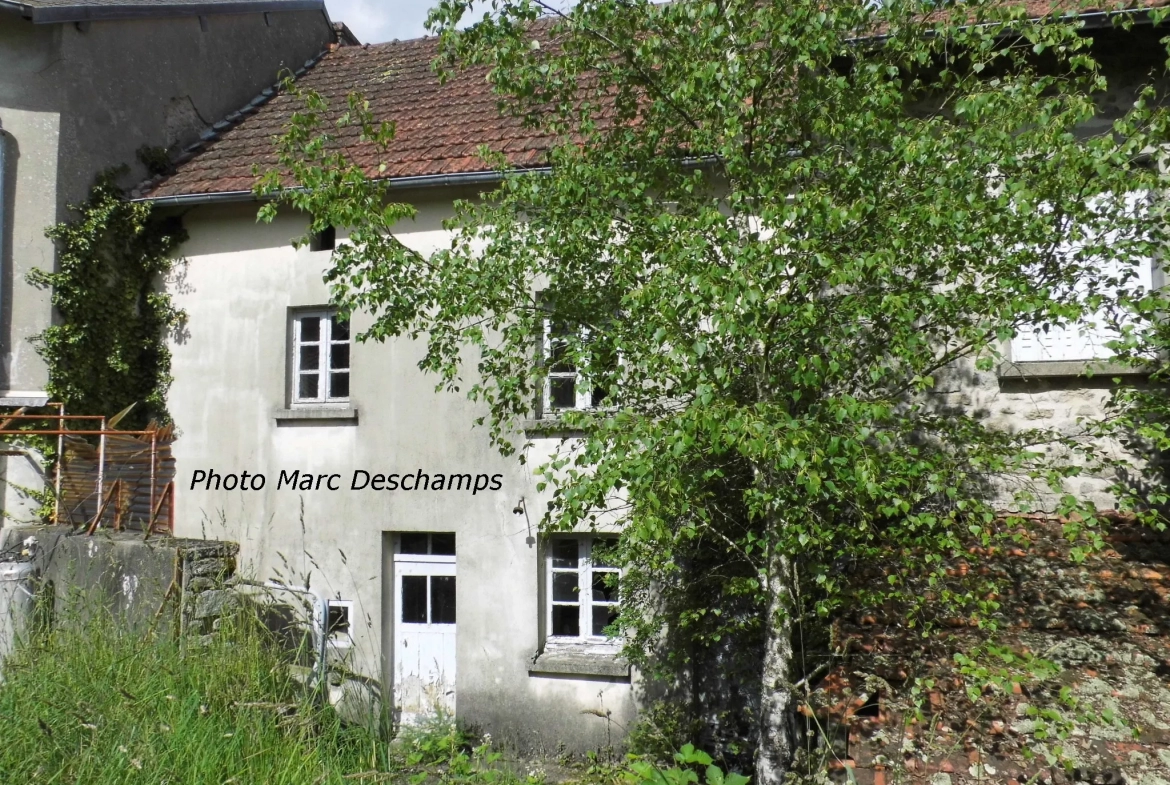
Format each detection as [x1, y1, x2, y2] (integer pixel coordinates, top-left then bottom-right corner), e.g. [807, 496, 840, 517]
[0, 0, 348, 522]
[136, 8, 1168, 754]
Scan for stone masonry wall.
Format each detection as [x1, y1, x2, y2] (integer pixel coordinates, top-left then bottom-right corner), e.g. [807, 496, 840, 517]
[0, 524, 238, 635]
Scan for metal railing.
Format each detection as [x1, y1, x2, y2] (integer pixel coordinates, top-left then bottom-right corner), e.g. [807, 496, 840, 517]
[0, 404, 175, 537]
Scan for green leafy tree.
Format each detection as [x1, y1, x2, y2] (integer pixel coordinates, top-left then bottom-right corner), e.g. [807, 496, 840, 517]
[28, 172, 186, 427]
[259, 1, 1170, 778]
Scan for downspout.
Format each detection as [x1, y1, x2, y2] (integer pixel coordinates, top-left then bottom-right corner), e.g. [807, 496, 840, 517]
[0, 119, 6, 320]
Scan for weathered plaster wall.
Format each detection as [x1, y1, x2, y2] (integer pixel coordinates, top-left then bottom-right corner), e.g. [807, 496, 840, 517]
[164, 197, 636, 754]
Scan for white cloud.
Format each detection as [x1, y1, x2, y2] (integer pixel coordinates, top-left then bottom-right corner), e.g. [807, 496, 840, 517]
[325, 0, 436, 44]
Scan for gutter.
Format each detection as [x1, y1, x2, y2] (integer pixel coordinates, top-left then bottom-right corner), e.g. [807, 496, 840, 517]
[0, 0, 324, 24]
[136, 168, 548, 207]
[137, 156, 730, 206]
[845, 5, 1159, 45]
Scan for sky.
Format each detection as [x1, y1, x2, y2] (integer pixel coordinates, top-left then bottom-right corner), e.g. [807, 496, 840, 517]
[325, 0, 437, 44]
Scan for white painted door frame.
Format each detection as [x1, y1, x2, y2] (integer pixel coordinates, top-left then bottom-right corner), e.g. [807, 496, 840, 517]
[392, 552, 457, 726]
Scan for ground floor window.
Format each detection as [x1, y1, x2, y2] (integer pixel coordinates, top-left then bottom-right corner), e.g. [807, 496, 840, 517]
[547, 536, 620, 641]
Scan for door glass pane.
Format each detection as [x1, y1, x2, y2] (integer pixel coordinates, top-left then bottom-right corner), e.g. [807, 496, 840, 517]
[401, 576, 427, 623]
[592, 572, 619, 603]
[299, 316, 320, 342]
[592, 605, 619, 636]
[299, 345, 320, 371]
[431, 533, 456, 555]
[430, 576, 456, 624]
[297, 373, 318, 399]
[551, 539, 578, 569]
[329, 372, 350, 399]
[551, 605, 580, 636]
[552, 572, 579, 602]
[400, 533, 429, 554]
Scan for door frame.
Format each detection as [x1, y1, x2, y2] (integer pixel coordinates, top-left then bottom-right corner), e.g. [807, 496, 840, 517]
[382, 532, 458, 732]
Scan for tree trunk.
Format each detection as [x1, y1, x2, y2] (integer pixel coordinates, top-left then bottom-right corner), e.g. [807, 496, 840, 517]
[754, 539, 798, 785]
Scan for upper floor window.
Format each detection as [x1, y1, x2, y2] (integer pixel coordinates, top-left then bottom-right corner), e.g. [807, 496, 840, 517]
[547, 536, 620, 641]
[1011, 191, 1157, 364]
[291, 310, 350, 404]
[1010, 259, 1154, 363]
[543, 319, 611, 414]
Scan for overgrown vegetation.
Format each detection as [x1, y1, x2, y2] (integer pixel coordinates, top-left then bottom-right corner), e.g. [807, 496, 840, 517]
[0, 601, 732, 785]
[261, 0, 1170, 779]
[27, 170, 186, 429]
[0, 607, 373, 783]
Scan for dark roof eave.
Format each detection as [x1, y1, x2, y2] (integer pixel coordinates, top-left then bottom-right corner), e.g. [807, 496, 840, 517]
[845, 5, 1159, 45]
[135, 168, 547, 206]
[0, 0, 323, 24]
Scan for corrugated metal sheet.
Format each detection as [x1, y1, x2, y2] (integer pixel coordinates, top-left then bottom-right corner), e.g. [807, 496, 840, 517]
[58, 423, 176, 534]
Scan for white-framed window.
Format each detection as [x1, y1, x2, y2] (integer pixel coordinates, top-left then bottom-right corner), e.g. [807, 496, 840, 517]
[1011, 192, 1157, 364]
[326, 600, 354, 649]
[543, 319, 611, 413]
[1011, 258, 1154, 362]
[291, 309, 350, 404]
[547, 536, 620, 641]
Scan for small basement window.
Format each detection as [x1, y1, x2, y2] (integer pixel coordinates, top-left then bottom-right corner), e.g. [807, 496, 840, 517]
[327, 603, 350, 636]
[326, 600, 354, 648]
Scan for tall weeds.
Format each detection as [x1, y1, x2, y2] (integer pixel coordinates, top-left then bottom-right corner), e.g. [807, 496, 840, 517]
[0, 606, 382, 784]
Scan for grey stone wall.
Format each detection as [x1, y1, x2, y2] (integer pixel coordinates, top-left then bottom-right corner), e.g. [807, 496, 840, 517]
[0, 524, 238, 633]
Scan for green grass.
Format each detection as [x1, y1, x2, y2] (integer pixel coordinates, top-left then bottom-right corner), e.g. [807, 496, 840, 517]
[0, 608, 387, 784]
[0, 603, 713, 785]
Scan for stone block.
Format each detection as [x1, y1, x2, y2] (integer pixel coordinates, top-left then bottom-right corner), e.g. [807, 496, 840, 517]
[186, 577, 215, 593]
[194, 589, 239, 619]
[188, 557, 232, 578]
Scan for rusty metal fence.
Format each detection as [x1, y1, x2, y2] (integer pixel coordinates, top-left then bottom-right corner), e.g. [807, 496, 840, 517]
[0, 404, 176, 537]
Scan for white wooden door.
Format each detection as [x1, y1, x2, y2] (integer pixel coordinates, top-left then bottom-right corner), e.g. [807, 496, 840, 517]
[393, 552, 456, 726]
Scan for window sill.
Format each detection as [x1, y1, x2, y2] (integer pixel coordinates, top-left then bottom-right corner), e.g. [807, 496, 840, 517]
[0, 392, 50, 407]
[274, 407, 359, 423]
[996, 360, 1149, 380]
[521, 418, 590, 437]
[529, 643, 630, 678]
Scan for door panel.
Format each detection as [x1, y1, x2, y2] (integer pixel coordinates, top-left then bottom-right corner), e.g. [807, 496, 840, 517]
[393, 554, 456, 726]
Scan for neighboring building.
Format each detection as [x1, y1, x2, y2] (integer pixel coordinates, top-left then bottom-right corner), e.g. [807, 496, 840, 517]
[136, 10, 1166, 754]
[0, 0, 349, 521]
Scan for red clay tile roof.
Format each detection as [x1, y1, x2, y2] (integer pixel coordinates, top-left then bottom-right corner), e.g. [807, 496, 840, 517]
[141, 35, 558, 200]
[140, 2, 1170, 202]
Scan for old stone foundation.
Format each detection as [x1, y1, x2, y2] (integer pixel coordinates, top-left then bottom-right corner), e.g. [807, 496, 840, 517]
[0, 524, 239, 636]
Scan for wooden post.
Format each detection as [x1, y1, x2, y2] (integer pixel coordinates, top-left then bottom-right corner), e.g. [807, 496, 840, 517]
[85, 479, 122, 536]
[145, 481, 174, 540]
[54, 404, 64, 524]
